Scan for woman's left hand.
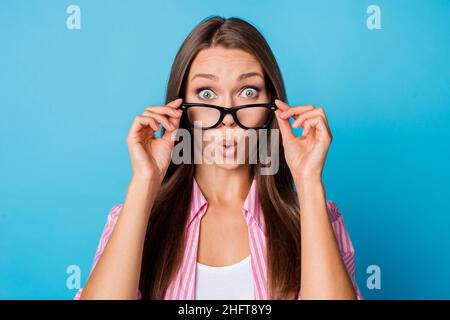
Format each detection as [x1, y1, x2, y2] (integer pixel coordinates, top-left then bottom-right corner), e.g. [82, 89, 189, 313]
[274, 99, 333, 182]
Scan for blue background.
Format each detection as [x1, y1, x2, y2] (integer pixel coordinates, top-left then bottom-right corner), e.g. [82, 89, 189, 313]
[1, 0, 449, 299]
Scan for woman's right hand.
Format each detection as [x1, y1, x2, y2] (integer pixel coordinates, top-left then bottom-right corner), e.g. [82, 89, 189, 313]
[126, 98, 183, 184]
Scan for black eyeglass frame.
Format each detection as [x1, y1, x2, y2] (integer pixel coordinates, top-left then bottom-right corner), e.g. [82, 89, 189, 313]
[180, 102, 278, 130]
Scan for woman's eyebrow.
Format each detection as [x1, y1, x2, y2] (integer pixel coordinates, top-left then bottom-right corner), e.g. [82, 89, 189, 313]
[190, 72, 264, 82]
[237, 72, 264, 81]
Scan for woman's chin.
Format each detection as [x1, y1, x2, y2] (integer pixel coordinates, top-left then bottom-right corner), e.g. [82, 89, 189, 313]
[215, 162, 242, 171]
[202, 154, 247, 170]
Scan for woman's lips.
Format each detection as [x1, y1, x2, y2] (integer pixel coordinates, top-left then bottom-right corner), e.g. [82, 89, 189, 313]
[218, 140, 237, 158]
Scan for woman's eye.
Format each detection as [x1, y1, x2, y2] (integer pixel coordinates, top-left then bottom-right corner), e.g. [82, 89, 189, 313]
[198, 89, 215, 100]
[241, 87, 259, 98]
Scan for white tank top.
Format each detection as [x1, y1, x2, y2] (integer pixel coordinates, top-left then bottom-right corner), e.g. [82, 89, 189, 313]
[195, 255, 254, 300]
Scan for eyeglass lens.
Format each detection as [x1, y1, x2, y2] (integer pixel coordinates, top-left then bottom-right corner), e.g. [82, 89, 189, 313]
[186, 106, 271, 129]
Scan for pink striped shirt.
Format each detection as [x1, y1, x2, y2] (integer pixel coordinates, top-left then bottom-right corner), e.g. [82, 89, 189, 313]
[75, 177, 362, 300]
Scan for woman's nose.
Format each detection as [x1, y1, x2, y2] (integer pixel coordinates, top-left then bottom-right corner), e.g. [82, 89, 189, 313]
[221, 112, 237, 128]
[220, 98, 237, 127]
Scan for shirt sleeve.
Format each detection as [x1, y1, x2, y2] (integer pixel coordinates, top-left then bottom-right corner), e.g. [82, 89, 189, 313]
[74, 203, 143, 300]
[297, 200, 363, 300]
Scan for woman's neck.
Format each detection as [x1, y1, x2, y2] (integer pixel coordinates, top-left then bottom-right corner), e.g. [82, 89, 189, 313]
[194, 164, 253, 206]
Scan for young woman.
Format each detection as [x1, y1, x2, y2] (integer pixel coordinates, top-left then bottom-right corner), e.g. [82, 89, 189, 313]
[76, 16, 362, 300]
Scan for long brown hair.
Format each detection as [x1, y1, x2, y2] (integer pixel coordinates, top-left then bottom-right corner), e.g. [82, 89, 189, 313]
[139, 16, 301, 299]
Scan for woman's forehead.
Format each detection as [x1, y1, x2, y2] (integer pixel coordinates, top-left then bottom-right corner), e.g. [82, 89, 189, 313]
[188, 47, 264, 81]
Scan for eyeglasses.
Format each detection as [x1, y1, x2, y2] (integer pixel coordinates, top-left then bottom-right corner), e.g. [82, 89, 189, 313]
[180, 102, 277, 130]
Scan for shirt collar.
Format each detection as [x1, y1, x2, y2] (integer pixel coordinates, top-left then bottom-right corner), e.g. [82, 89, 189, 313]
[188, 177, 265, 232]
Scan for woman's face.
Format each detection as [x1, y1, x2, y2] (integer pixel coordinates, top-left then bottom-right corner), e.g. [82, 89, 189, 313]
[184, 46, 270, 170]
